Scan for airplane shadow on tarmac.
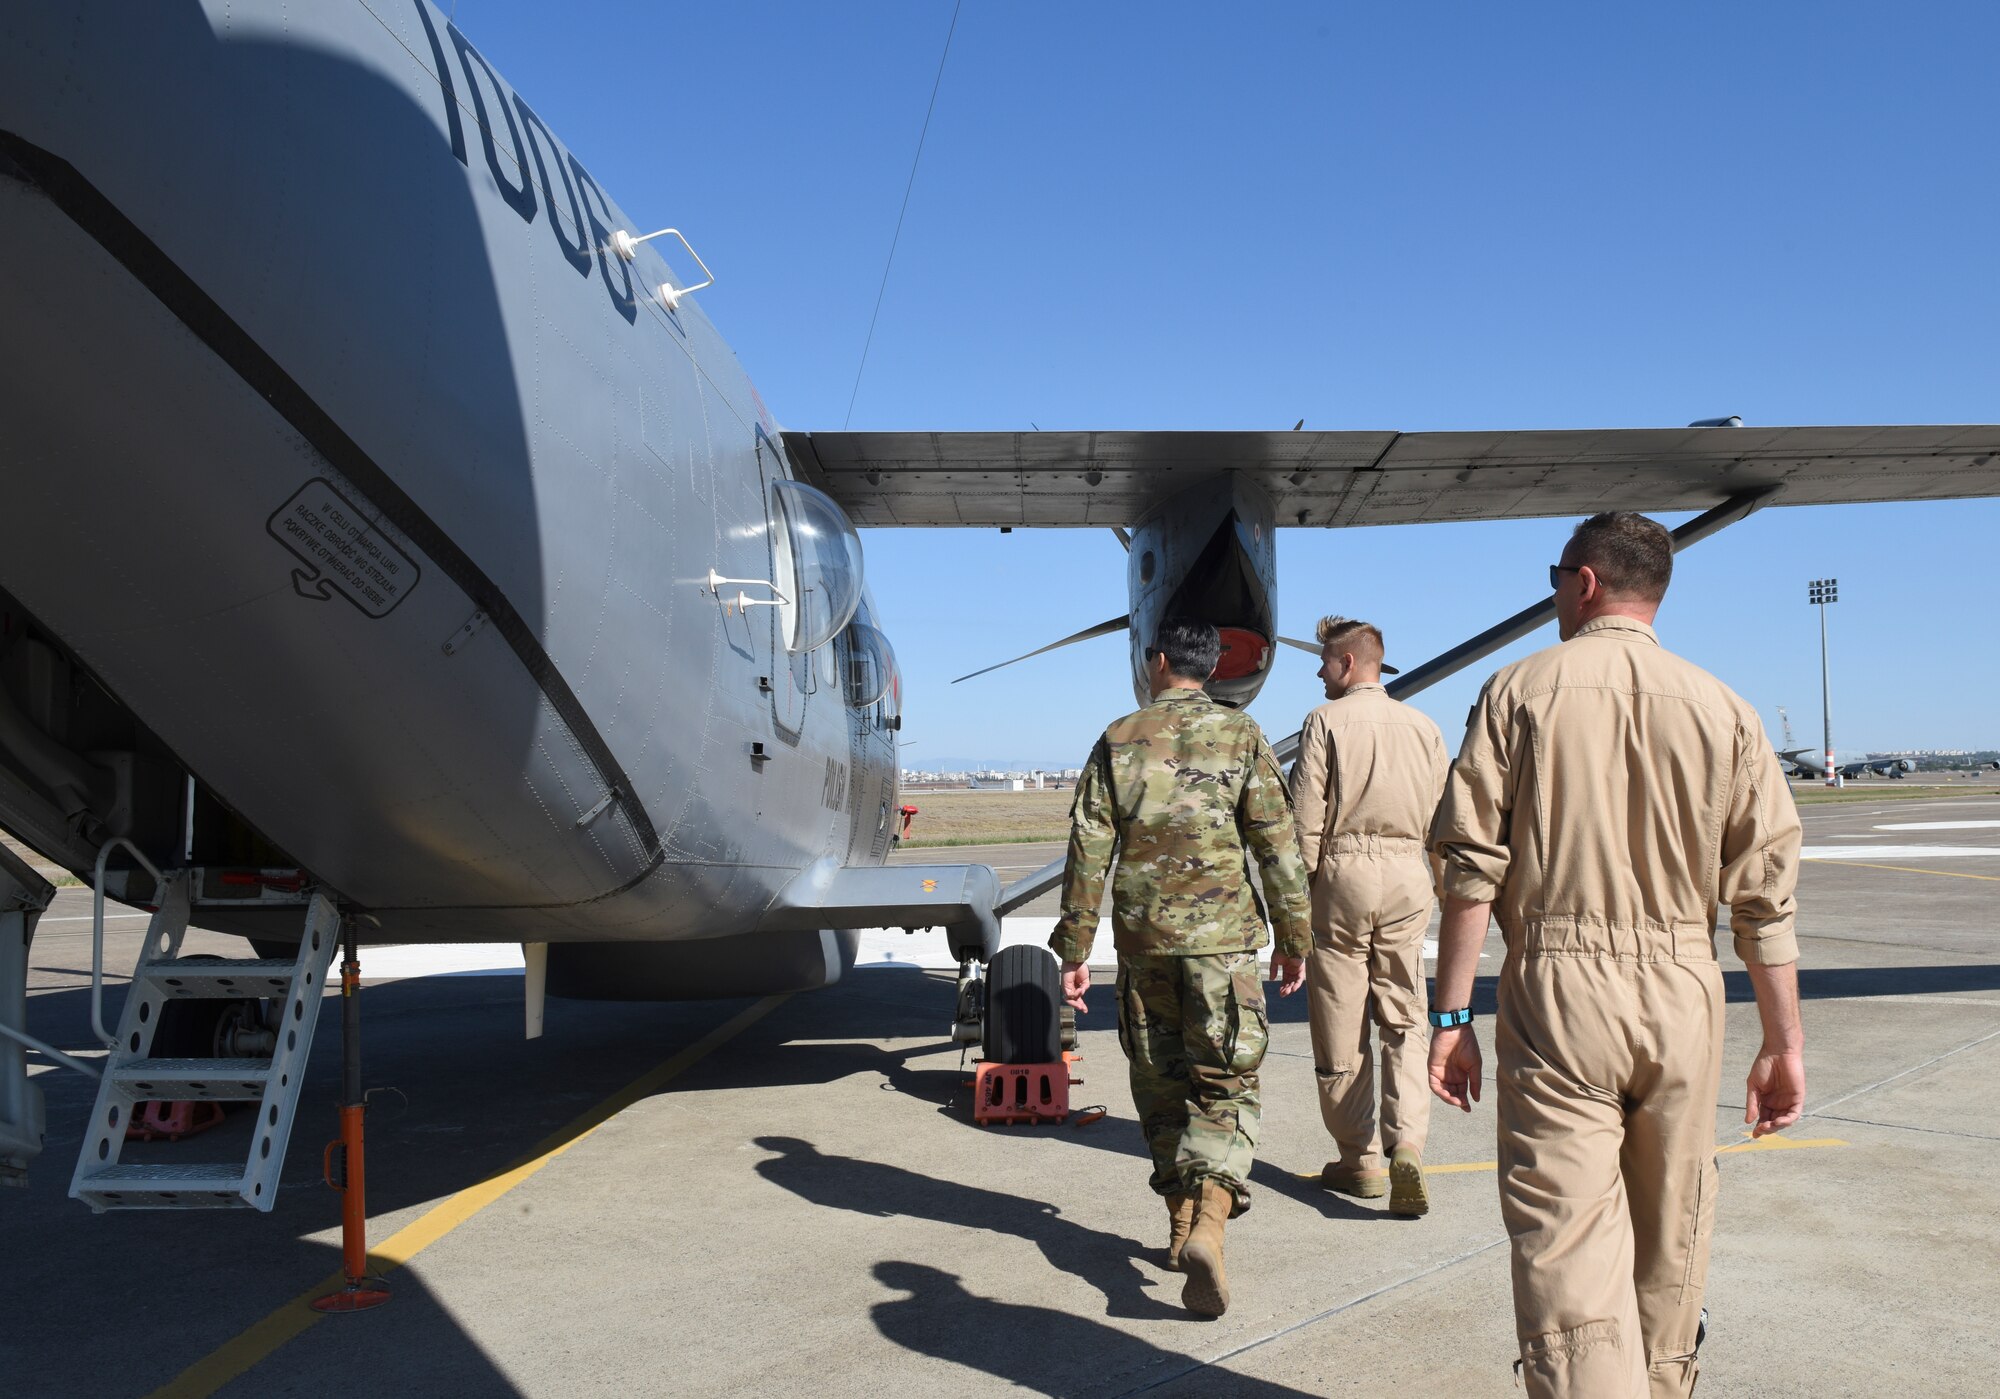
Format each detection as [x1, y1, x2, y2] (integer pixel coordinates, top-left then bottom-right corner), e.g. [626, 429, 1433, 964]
[870, 1261, 1319, 1399]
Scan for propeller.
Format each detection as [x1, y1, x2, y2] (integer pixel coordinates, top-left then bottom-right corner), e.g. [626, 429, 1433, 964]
[952, 614, 1130, 684]
[1275, 634, 1398, 674]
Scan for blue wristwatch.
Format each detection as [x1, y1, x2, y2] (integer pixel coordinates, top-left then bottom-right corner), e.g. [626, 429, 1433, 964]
[1428, 1007, 1473, 1029]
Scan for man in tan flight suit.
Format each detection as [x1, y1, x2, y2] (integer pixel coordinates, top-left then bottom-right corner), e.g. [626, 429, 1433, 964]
[1288, 617, 1448, 1217]
[1428, 512, 1805, 1399]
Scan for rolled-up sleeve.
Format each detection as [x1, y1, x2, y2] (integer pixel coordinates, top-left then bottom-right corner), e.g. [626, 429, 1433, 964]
[1050, 739, 1118, 964]
[1288, 712, 1330, 875]
[1719, 724, 1802, 966]
[1429, 681, 1514, 903]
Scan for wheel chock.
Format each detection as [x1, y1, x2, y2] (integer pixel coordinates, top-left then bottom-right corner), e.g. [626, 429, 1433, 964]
[124, 1100, 226, 1142]
[972, 1053, 1082, 1126]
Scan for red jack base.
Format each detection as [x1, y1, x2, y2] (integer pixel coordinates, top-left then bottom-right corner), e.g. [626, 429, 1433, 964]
[311, 1279, 392, 1313]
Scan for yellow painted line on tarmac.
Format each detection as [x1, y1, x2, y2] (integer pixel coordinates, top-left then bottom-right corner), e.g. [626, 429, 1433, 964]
[1804, 858, 2000, 882]
[147, 993, 791, 1399]
[1717, 1134, 1847, 1154]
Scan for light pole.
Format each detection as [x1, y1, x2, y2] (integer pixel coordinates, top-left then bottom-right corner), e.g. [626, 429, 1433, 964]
[1809, 578, 1838, 785]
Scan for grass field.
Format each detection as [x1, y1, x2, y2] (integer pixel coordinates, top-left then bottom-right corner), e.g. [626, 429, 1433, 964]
[1789, 780, 2000, 805]
[894, 777, 2000, 845]
[897, 789, 1073, 847]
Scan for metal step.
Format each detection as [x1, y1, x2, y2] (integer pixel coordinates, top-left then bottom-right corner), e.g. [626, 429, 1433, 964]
[77, 1162, 260, 1209]
[138, 959, 298, 998]
[71, 884, 340, 1212]
[110, 1058, 272, 1100]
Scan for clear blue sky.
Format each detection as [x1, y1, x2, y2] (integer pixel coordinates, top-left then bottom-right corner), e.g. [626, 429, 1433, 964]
[454, 1, 2000, 766]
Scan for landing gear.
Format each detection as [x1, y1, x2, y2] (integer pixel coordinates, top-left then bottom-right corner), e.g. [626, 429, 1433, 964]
[983, 945, 1061, 1065]
[968, 946, 1081, 1126]
[148, 955, 277, 1060]
[950, 957, 984, 1047]
[951, 946, 1078, 1055]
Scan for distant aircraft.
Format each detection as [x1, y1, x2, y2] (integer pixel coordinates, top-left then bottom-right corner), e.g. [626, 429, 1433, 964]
[4, 0, 2000, 1212]
[1838, 756, 1918, 780]
[1772, 707, 1822, 777]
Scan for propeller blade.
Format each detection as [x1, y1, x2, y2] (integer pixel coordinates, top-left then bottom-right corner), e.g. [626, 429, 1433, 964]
[1277, 634, 1398, 673]
[952, 615, 1129, 684]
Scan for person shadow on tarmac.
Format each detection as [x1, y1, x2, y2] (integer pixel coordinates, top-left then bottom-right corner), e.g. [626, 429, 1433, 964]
[754, 1135, 1181, 1320]
[871, 1261, 1320, 1397]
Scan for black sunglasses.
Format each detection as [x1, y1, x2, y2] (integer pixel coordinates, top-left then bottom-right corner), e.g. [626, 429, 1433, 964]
[1548, 564, 1582, 590]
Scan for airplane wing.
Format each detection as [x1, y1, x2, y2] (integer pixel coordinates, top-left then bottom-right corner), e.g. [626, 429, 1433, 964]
[782, 425, 2000, 528]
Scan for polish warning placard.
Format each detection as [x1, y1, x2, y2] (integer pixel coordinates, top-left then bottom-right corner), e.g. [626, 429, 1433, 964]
[266, 478, 420, 618]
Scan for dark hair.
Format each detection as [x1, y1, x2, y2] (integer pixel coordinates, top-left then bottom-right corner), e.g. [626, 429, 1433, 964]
[1567, 512, 1672, 601]
[1150, 616, 1221, 681]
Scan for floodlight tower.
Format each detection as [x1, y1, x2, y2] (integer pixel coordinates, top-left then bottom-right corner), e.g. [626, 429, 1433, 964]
[1809, 578, 1839, 785]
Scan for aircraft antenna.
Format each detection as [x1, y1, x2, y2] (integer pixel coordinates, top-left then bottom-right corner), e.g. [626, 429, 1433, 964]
[842, 0, 965, 429]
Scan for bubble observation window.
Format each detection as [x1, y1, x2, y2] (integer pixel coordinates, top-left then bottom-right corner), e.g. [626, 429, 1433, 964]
[770, 480, 864, 653]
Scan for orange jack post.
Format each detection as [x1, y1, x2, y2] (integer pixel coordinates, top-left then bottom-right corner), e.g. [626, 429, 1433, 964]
[313, 925, 390, 1313]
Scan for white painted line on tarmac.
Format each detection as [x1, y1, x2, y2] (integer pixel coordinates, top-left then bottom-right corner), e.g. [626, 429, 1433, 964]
[1801, 844, 2000, 860]
[1832, 995, 2000, 1009]
[1873, 820, 2000, 831]
[35, 913, 150, 923]
[356, 943, 524, 980]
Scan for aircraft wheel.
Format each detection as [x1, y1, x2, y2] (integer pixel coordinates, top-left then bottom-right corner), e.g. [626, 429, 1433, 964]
[149, 955, 232, 1059]
[982, 944, 1062, 1065]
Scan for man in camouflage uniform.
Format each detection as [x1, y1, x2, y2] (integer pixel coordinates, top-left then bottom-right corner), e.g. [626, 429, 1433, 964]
[1051, 617, 1314, 1318]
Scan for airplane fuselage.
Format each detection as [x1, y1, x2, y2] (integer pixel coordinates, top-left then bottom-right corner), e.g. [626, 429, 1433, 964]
[0, 0, 895, 985]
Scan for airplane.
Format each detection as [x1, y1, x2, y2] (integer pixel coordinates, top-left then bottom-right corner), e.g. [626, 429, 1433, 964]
[1771, 707, 1823, 778]
[4, 0, 2000, 1221]
[1837, 756, 1919, 780]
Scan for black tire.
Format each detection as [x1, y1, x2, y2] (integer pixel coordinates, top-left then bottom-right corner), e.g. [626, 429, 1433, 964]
[247, 937, 296, 961]
[150, 956, 230, 1059]
[982, 944, 1062, 1065]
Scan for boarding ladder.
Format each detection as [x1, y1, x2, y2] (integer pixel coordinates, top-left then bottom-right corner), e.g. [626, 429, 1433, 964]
[70, 848, 337, 1211]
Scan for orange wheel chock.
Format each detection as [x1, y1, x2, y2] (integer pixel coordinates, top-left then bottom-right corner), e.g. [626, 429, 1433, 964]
[971, 1055, 1082, 1127]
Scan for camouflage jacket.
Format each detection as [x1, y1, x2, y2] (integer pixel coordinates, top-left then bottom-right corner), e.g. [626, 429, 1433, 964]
[1049, 688, 1314, 963]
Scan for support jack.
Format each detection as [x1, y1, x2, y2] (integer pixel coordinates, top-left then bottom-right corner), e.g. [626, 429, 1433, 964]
[313, 924, 389, 1313]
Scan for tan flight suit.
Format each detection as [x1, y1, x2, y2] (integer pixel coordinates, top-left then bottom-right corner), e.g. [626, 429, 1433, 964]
[1430, 617, 1800, 1399]
[1289, 682, 1450, 1171]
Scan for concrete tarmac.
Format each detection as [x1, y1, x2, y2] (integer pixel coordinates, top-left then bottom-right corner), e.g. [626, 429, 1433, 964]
[4, 795, 1998, 1396]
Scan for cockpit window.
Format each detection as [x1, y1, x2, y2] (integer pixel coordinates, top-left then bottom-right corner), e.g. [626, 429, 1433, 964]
[770, 480, 864, 653]
[844, 622, 896, 708]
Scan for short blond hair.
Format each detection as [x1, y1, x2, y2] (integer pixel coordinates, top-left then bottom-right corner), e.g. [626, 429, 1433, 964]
[1314, 616, 1384, 664]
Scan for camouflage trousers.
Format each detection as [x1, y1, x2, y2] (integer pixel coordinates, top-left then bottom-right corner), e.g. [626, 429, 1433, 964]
[1116, 949, 1269, 1215]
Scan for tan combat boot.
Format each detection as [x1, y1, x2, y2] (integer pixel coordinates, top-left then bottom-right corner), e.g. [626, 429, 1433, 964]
[1388, 1145, 1429, 1218]
[1165, 1191, 1198, 1271]
[1179, 1180, 1234, 1317]
[1319, 1163, 1388, 1199]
